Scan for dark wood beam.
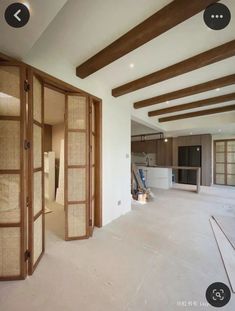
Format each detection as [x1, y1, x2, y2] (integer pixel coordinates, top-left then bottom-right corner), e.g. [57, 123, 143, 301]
[149, 93, 235, 117]
[112, 40, 235, 97]
[159, 104, 235, 122]
[76, 0, 218, 78]
[134, 74, 235, 109]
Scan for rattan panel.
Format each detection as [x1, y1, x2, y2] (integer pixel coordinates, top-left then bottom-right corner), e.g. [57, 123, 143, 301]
[33, 215, 42, 265]
[68, 168, 86, 201]
[0, 227, 20, 276]
[215, 142, 225, 152]
[0, 66, 20, 99]
[227, 153, 235, 163]
[227, 164, 235, 174]
[0, 121, 20, 170]
[228, 141, 235, 152]
[34, 171, 42, 216]
[33, 125, 42, 169]
[68, 96, 86, 129]
[0, 175, 20, 223]
[227, 175, 235, 186]
[216, 174, 225, 185]
[33, 76, 42, 123]
[68, 204, 86, 237]
[68, 132, 86, 166]
[0, 96, 20, 117]
[216, 164, 225, 174]
[216, 153, 225, 163]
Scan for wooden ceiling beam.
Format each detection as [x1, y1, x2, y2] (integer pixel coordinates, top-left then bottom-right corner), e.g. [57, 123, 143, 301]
[159, 104, 235, 122]
[112, 40, 235, 97]
[76, 0, 218, 78]
[148, 93, 235, 117]
[134, 74, 235, 109]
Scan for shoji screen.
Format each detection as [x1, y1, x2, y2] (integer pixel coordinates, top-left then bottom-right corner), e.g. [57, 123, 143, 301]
[65, 94, 89, 240]
[0, 63, 27, 280]
[28, 72, 44, 274]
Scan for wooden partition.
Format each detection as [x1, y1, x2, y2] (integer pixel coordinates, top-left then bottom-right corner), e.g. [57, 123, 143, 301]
[0, 63, 27, 280]
[28, 71, 45, 274]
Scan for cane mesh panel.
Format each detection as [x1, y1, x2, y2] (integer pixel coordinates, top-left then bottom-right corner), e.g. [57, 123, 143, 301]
[68, 96, 86, 129]
[216, 153, 225, 163]
[34, 171, 42, 216]
[33, 215, 42, 265]
[216, 164, 225, 174]
[68, 132, 86, 166]
[0, 227, 20, 276]
[68, 168, 86, 201]
[0, 175, 20, 223]
[215, 142, 225, 152]
[0, 96, 20, 117]
[0, 66, 20, 99]
[227, 164, 235, 174]
[228, 141, 235, 152]
[0, 121, 20, 170]
[33, 125, 42, 169]
[216, 174, 225, 185]
[68, 204, 86, 237]
[33, 76, 42, 123]
[227, 153, 235, 163]
[227, 175, 235, 186]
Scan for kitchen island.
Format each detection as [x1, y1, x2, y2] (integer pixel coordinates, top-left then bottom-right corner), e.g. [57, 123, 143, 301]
[137, 165, 201, 193]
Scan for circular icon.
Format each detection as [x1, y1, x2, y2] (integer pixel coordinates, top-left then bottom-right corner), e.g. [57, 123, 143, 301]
[206, 282, 231, 307]
[5, 3, 30, 28]
[204, 3, 231, 30]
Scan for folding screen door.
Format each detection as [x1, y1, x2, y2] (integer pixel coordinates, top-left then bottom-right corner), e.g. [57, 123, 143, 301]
[28, 70, 45, 274]
[65, 94, 89, 240]
[0, 63, 27, 280]
[89, 99, 96, 236]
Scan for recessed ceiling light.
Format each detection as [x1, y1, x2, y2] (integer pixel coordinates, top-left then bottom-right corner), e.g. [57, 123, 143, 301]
[218, 129, 222, 132]
[129, 63, 135, 68]
[190, 132, 193, 135]
[164, 138, 168, 142]
[166, 101, 170, 104]
[216, 88, 220, 91]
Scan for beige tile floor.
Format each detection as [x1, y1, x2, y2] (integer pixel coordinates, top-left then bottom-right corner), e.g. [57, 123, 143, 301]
[0, 186, 235, 311]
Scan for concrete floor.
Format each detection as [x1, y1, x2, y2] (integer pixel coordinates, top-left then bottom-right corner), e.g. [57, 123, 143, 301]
[0, 186, 235, 310]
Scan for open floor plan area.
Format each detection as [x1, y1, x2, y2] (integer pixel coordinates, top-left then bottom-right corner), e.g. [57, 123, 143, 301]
[0, 0, 235, 310]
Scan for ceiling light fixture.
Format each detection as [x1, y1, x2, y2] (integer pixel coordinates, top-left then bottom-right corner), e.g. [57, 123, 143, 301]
[190, 132, 193, 135]
[166, 101, 170, 104]
[129, 63, 135, 68]
[164, 138, 168, 142]
[218, 129, 222, 132]
[216, 88, 220, 91]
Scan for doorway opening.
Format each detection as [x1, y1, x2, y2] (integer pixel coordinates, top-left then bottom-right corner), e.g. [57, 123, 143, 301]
[0, 58, 102, 281]
[43, 86, 65, 241]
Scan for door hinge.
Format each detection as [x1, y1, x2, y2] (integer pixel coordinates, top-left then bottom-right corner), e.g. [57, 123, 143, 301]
[24, 80, 30, 92]
[26, 196, 30, 207]
[24, 140, 31, 150]
[24, 250, 31, 261]
[89, 219, 92, 226]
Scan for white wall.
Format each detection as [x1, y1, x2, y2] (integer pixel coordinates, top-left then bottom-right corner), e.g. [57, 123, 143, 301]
[23, 60, 131, 226]
[52, 123, 64, 160]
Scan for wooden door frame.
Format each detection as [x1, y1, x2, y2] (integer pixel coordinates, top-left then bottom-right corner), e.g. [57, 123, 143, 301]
[27, 69, 45, 275]
[0, 62, 27, 280]
[0, 52, 103, 276]
[214, 139, 235, 186]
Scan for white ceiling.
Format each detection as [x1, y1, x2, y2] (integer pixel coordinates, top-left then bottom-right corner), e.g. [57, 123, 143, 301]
[0, 0, 67, 58]
[1, 0, 235, 136]
[44, 87, 65, 125]
[131, 120, 158, 136]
